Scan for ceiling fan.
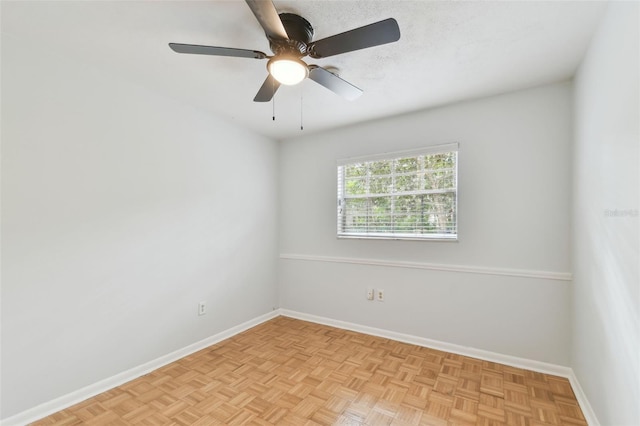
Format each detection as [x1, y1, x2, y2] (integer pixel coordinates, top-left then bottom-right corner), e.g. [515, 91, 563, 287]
[169, 0, 400, 102]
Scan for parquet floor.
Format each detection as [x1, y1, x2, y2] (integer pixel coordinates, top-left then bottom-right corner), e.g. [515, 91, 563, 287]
[32, 316, 587, 426]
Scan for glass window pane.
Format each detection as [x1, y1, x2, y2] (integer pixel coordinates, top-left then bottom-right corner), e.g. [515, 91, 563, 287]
[345, 178, 366, 195]
[345, 164, 366, 178]
[424, 170, 454, 190]
[370, 176, 392, 194]
[338, 146, 457, 239]
[369, 160, 391, 175]
[396, 174, 419, 192]
[395, 157, 418, 173]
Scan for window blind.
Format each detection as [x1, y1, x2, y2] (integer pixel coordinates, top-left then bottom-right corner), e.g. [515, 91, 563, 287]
[337, 143, 458, 240]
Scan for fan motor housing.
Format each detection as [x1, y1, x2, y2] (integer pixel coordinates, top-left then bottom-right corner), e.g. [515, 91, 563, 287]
[270, 13, 314, 56]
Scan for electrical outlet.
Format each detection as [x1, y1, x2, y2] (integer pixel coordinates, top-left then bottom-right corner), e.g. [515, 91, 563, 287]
[198, 301, 206, 316]
[376, 289, 384, 302]
[366, 288, 375, 301]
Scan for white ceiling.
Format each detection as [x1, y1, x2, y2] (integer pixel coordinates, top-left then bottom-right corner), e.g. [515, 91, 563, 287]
[2, 1, 607, 140]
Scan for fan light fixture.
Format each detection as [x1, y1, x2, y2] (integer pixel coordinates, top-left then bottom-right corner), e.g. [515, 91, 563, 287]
[268, 57, 308, 85]
[170, 1, 401, 103]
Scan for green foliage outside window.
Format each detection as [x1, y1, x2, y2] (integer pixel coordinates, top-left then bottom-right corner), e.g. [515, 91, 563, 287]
[338, 149, 457, 239]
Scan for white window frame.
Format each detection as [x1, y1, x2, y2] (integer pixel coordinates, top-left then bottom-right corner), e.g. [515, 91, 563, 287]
[337, 143, 458, 241]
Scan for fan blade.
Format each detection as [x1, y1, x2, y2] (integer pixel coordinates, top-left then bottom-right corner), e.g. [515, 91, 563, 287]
[169, 43, 267, 59]
[309, 18, 400, 59]
[254, 74, 281, 102]
[308, 66, 362, 101]
[245, 0, 288, 41]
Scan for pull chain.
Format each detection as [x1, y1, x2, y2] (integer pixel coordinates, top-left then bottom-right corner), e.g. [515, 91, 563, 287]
[300, 84, 304, 131]
[272, 78, 276, 121]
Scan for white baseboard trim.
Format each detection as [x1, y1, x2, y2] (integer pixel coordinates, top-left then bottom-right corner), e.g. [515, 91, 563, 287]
[279, 309, 599, 425]
[279, 309, 570, 375]
[567, 370, 601, 426]
[0, 310, 280, 426]
[279, 253, 573, 282]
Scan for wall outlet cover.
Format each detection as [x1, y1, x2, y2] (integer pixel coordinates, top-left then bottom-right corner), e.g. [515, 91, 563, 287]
[366, 288, 375, 300]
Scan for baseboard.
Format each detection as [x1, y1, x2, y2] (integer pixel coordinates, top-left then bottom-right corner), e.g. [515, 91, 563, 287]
[279, 309, 571, 375]
[567, 370, 601, 426]
[0, 310, 279, 426]
[279, 309, 599, 425]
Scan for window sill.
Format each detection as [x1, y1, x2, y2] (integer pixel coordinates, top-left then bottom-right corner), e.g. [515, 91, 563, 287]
[337, 234, 458, 242]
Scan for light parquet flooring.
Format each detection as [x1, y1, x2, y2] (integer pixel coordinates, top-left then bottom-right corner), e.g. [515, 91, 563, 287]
[32, 317, 587, 426]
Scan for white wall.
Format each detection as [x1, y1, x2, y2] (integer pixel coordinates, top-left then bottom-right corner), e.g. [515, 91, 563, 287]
[572, 2, 640, 425]
[0, 35, 279, 418]
[279, 82, 573, 365]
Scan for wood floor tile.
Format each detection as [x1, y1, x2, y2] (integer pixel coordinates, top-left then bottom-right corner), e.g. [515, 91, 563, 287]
[480, 372, 504, 398]
[449, 396, 478, 424]
[31, 317, 586, 425]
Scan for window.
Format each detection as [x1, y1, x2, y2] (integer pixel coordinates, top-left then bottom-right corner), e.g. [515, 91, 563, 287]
[337, 143, 458, 240]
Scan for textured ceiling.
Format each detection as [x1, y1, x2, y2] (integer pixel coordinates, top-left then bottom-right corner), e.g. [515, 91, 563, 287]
[2, 1, 607, 140]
